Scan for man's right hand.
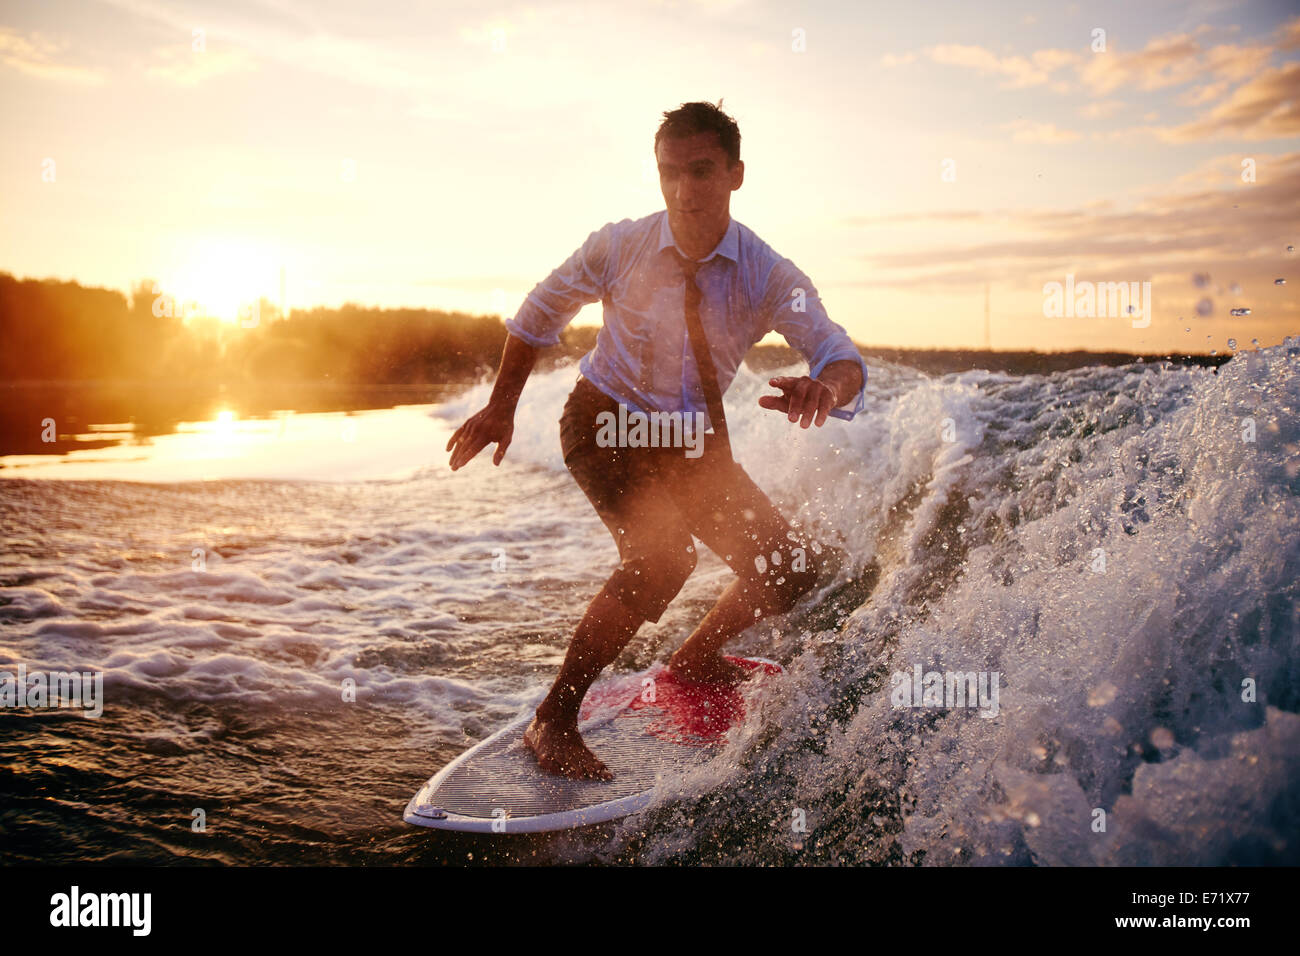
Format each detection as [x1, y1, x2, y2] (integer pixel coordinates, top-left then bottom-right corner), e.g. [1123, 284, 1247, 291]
[445, 401, 515, 470]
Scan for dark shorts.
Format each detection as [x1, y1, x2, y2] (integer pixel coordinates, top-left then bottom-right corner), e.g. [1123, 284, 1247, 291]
[558, 375, 822, 623]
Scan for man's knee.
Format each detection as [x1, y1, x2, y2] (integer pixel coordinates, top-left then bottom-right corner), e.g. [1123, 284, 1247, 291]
[751, 540, 821, 614]
[607, 544, 697, 623]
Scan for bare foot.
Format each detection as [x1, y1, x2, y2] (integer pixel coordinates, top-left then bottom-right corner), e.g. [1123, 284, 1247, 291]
[667, 650, 754, 686]
[523, 715, 614, 781]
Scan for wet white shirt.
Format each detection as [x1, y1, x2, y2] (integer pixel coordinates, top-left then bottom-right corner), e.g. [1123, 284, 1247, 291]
[506, 209, 868, 425]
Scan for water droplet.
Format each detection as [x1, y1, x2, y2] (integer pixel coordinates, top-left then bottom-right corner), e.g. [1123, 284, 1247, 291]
[1252, 338, 1259, 346]
[1210, 349, 1218, 356]
[1275, 278, 1286, 285]
[1088, 682, 1118, 706]
[1230, 308, 1251, 316]
[1288, 245, 1295, 253]
[1192, 272, 1211, 288]
[1228, 338, 1237, 349]
[1185, 327, 1191, 332]
[1196, 297, 1213, 316]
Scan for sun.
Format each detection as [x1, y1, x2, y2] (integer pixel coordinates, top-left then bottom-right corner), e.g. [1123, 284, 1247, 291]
[163, 237, 276, 324]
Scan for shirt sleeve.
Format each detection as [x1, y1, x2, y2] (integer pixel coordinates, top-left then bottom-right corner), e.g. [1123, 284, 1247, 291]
[761, 258, 868, 421]
[504, 222, 615, 348]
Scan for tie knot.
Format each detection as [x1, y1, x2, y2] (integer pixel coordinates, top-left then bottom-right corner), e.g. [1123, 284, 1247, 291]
[671, 248, 700, 280]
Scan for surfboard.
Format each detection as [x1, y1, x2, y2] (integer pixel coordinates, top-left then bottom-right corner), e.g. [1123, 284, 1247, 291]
[404, 655, 782, 833]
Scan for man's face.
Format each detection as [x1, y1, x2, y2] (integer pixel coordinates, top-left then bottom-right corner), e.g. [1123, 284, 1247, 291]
[657, 131, 744, 247]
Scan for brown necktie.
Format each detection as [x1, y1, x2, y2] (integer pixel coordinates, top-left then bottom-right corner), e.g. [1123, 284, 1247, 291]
[671, 249, 733, 462]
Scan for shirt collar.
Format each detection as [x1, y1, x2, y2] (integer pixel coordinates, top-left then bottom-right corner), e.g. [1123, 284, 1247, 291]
[657, 210, 739, 264]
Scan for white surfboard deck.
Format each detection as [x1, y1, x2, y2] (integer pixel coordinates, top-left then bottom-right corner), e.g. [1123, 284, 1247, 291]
[404, 656, 782, 834]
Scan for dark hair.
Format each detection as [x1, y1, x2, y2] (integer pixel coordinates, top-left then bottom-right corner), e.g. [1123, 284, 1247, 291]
[654, 100, 741, 168]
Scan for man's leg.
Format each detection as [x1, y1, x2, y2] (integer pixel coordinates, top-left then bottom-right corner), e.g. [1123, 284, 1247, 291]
[667, 576, 769, 683]
[666, 455, 823, 683]
[526, 526, 695, 779]
[524, 582, 643, 780]
[529, 378, 698, 778]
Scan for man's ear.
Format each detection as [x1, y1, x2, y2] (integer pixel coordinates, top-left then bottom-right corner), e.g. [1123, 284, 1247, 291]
[731, 159, 744, 191]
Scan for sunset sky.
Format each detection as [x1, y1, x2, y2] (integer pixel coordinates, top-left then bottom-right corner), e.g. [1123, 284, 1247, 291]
[2, 0, 1297, 354]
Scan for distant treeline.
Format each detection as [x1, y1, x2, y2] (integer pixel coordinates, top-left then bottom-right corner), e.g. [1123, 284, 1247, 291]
[0, 271, 1224, 386]
[0, 272, 596, 385]
[749, 344, 1228, 377]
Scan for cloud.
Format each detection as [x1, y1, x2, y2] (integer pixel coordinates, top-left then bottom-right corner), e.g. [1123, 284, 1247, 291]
[1153, 150, 1292, 192]
[91, 0, 452, 93]
[1180, 80, 1232, 106]
[88, 0, 605, 121]
[926, 43, 1075, 89]
[1277, 14, 1300, 50]
[0, 27, 105, 85]
[841, 210, 989, 227]
[840, 152, 1300, 289]
[1163, 62, 1300, 141]
[1078, 32, 1207, 95]
[1088, 124, 1164, 143]
[1003, 119, 1082, 144]
[880, 52, 916, 68]
[1032, 48, 1082, 73]
[1201, 41, 1274, 80]
[896, 19, 1294, 146]
[145, 45, 257, 85]
[1077, 27, 1274, 99]
[1079, 99, 1125, 119]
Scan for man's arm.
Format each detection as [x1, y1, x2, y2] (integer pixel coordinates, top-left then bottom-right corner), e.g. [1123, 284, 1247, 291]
[446, 221, 617, 471]
[761, 358, 864, 428]
[488, 332, 539, 413]
[815, 358, 864, 410]
[759, 258, 869, 428]
[446, 333, 538, 470]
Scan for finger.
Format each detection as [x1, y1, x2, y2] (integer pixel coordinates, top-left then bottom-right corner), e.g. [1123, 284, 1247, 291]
[798, 379, 822, 428]
[451, 429, 485, 471]
[493, 433, 511, 465]
[800, 389, 819, 428]
[448, 426, 466, 468]
[445, 422, 465, 453]
[454, 441, 482, 471]
[768, 376, 796, 393]
[788, 378, 812, 422]
[814, 382, 835, 427]
[758, 394, 790, 413]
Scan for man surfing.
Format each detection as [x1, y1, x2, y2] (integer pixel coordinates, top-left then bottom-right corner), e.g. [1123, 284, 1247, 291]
[445, 101, 867, 780]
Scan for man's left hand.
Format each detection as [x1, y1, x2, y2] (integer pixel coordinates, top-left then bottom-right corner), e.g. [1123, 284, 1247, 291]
[760, 376, 839, 428]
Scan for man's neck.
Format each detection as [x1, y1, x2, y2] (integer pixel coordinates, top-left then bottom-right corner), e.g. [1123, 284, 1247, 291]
[671, 213, 730, 261]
